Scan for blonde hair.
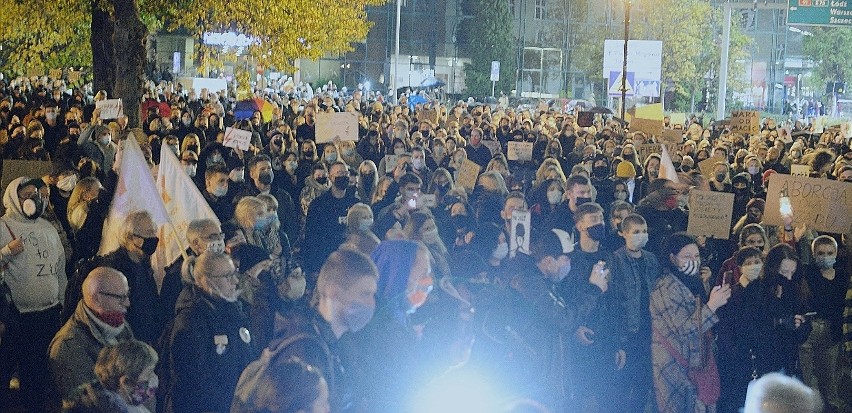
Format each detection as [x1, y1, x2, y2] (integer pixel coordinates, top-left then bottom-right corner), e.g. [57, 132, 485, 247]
[235, 196, 266, 231]
[67, 177, 102, 231]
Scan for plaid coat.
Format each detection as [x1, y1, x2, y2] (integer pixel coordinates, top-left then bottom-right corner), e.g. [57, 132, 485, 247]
[650, 272, 719, 413]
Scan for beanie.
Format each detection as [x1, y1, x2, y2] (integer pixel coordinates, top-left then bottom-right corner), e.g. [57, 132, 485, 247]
[615, 161, 636, 179]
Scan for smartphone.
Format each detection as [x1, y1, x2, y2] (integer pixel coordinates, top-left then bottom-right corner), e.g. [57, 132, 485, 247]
[779, 196, 792, 216]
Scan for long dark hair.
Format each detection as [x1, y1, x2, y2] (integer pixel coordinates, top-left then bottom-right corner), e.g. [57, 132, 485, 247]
[762, 243, 800, 299]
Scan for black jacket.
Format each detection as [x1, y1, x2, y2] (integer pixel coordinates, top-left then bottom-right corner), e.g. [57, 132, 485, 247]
[301, 187, 358, 274]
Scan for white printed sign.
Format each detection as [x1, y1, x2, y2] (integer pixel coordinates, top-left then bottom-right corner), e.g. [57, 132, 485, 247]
[96, 99, 123, 119]
[223, 127, 253, 151]
[507, 142, 534, 161]
[316, 112, 359, 143]
[510, 210, 532, 258]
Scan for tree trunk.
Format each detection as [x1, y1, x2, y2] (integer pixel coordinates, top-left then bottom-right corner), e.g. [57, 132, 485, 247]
[111, 0, 147, 128]
[90, 0, 115, 97]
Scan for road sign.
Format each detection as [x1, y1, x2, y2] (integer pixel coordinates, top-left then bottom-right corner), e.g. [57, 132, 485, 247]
[602, 40, 662, 81]
[788, 0, 852, 26]
[490, 61, 500, 82]
[608, 71, 635, 97]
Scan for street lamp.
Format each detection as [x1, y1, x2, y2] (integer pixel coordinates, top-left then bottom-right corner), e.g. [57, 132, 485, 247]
[620, 0, 631, 120]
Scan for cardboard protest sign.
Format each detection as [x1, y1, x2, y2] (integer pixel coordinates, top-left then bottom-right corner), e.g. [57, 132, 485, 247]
[687, 190, 735, 239]
[631, 103, 664, 121]
[1, 160, 54, 197]
[636, 144, 662, 165]
[222, 127, 253, 151]
[669, 113, 687, 127]
[96, 99, 123, 120]
[730, 111, 760, 135]
[631, 118, 664, 136]
[764, 174, 852, 234]
[660, 129, 683, 144]
[510, 210, 532, 258]
[384, 155, 399, 173]
[316, 112, 359, 143]
[67, 71, 81, 82]
[456, 159, 481, 192]
[790, 164, 809, 177]
[698, 156, 725, 180]
[49, 69, 62, 79]
[507, 142, 534, 161]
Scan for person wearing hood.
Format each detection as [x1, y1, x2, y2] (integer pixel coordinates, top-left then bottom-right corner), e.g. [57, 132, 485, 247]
[636, 179, 689, 258]
[80, 125, 118, 173]
[0, 176, 67, 412]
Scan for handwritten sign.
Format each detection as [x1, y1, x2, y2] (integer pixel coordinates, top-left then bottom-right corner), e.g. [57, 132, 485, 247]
[687, 190, 735, 239]
[510, 210, 532, 258]
[456, 159, 481, 192]
[730, 111, 760, 135]
[482, 140, 501, 156]
[636, 143, 682, 165]
[764, 174, 852, 234]
[222, 127, 252, 150]
[631, 117, 664, 136]
[316, 112, 359, 143]
[507, 141, 534, 161]
[383, 155, 399, 173]
[669, 113, 686, 127]
[96, 99, 123, 120]
[67, 71, 81, 82]
[660, 129, 683, 144]
[49, 69, 62, 79]
[790, 164, 809, 177]
[698, 156, 725, 180]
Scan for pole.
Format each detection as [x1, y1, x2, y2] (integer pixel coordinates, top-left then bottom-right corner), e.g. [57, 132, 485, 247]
[392, 0, 402, 104]
[716, 2, 732, 120]
[620, 0, 630, 120]
[492, 81, 496, 97]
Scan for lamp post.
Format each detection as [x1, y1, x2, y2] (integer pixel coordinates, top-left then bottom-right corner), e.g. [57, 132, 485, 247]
[620, 0, 631, 121]
[392, 0, 402, 104]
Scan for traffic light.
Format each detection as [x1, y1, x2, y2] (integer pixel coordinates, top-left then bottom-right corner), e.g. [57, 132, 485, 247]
[827, 81, 846, 94]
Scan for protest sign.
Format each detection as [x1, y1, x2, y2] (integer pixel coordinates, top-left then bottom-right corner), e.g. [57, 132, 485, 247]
[698, 156, 725, 180]
[222, 127, 253, 150]
[316, 112, 359, 143]
[687, 190, 735, 239]
[660, 129, 683, 144]
[577, 112, 595, 127]
[631, 118, 663, 136]
[456, 159, 481, 192]
[730, 111, 760, 135]
[1, 160, 53, 197]
[790, 164, 809, 177]
[669, 113, 686, 127]
[67, 71, 81, 82]
[507, 142, 534, 161]
[510, 210, 532, 258]
[96, 99, 123, 119]
[764, 174, 852, 234]
[482, 140, 501, 156]
[636, 144, 662, 165]
[49, 69, 62, 79]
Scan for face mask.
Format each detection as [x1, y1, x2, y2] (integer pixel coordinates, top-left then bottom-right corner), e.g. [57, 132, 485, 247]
[303, 150, 314, 159]
[230, 169, 245, 183]
[21, 195, 44, 220]
[259, 171, 274, 185]
[285, 276, 307, 300]
[325, 153, 338, 162]
[816, 256, 836, 269]
[556, 259, 572, 282]
[678, 259, 700, 277]
[586, 223, 606, 241]
[681, 165, 693, 173]
[210, 154, 224, 165]
[57, 175, 77, 192]
[342, 148, 354, 156]
[98, 135, 111, 145]
[547, 190, 562, 205]
[412, 159, 424, 170]
[46, 112, 57, 122]
[343, 302, 375, 333]
[648, 169, 659, 179]
[359, 219, 374, 232]
[492, 242, 509, 261]
[576, 197, 592, 206]
[212, 185, 228, 198]
[663, 195, 678, 209]
[187, 144, 199, 153]
[316, 176, 328, 185]
[182, 118, 192, 126]
[593, 166, 608, 178]
[740, 263, 763, 281]
[333, 175, 349, 190]
[715, 173, 726, 182]
[254, 215, 273, 231]
[748, 166, 759, 175]
[406, 277, 433, 311]
[95, 310, 126, 328]
[206, 239, 226, 254]
[286, 161, 298, 171]
[141, 236, 159, 255]
[614, 191, 628, 201]
[129, 375, 158, 406]
[394, 147, 406, 155]
[434, 147, 445, 157]
[184, 164, 197, 177]
[627, 233, 649, 250]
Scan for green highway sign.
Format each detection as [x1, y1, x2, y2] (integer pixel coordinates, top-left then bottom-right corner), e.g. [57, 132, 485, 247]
[788, 0, 852, 26]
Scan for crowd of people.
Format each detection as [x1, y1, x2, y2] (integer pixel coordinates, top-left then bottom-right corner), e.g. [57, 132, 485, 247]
[0, 74, 850, 413]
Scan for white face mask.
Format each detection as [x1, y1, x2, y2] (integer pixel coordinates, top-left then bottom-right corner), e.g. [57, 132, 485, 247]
[740, 263, 763, 281]
[230, 169, 245, 183]
[184, 164, 197, 177]
[492, 242, 509, 261]
[627, 233, 649, 251]
[285, 275, 307, 300]
[547, 190, 563, 205]
[412, 159, 424, 170]
[212, 185, 228, 198]
[206, 239, 226, 254]
[57, 175, 77, 192]
[359, 219, 373, 232]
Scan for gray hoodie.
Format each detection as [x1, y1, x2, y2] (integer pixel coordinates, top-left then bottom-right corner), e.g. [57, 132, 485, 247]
[0, 176, 66, 313]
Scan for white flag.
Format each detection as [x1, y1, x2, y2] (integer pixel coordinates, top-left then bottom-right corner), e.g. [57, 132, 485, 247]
[156, 144, 220, 268]
[659, 144, 680, 183]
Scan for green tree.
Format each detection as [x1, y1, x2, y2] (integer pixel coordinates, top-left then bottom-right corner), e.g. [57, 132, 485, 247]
[0, 0, 383, 126]
[802, 27, 852, 90]
[459, 0, 516, 97]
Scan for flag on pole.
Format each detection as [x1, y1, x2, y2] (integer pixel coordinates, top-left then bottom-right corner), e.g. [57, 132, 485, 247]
[155, 144, 220, 268]
[659, 144, 680, 183]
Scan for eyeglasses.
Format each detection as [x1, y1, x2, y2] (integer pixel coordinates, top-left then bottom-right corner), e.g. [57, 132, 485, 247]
[99, 291, 130, 302]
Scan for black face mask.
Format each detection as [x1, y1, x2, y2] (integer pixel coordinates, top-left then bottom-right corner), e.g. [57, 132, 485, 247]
[316, 176, 328, 185]
[303, 150, 314, 159]
[333, 175, 349, 190]
[187, 145, 198, 153]
[593, 166, 609, 178]
[141, 236, 159, 256]
[576, 197, 593, 206]
[259, 171, 274, 185]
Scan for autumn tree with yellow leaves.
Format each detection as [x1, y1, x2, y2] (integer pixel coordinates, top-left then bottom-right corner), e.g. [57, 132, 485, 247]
[0, 0, 384, 126]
